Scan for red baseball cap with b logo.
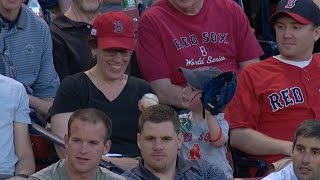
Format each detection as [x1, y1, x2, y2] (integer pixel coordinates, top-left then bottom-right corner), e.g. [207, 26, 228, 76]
[91, 11, 135, 50]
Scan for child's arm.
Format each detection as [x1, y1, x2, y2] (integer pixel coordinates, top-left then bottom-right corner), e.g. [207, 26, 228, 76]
[205, 110, 226, 147]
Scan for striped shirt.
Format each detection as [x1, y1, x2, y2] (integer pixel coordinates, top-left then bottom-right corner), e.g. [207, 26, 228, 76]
[0, 4, 59, 98]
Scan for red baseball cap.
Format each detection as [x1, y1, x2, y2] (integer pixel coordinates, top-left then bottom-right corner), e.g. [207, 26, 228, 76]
[92, 12, 135, 51]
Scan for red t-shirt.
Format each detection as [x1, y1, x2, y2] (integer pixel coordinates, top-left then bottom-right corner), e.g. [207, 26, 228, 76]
[137, 0, 263, 86]
[225, 56, 320, 165]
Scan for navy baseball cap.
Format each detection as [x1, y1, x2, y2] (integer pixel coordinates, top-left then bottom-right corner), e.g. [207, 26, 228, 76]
[271, 0, 320, 26]
[178, 66, 222, 90]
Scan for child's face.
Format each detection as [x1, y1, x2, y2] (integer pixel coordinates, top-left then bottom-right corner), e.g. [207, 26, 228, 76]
[181, 84, 203, 111]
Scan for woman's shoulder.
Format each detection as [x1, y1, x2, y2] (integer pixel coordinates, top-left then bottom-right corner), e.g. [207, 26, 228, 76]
[60, 72, 89, 87]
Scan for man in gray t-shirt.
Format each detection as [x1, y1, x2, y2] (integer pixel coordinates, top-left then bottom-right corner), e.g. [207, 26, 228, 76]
[30, 108, 125, 180]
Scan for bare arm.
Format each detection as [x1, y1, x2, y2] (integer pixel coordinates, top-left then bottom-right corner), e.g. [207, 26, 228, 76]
[205, 111, 226, 147]
[28, 96, 53, 117]
[150, 79, 184, 108]
[58, 0, 71, 14]
[230, 128, 292, 156]
[14, 122, 35, 176]
[238, 58, 260, 69]
[51, 112, 72, 159]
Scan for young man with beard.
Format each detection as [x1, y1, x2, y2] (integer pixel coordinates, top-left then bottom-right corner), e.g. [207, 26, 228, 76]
[263, 120, 320, 180]
[49, 0, 102, 81]
[30, 108, 125, 180]
[122, 104, 227, 179]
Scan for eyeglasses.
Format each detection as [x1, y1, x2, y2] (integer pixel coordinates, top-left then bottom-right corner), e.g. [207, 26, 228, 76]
[1, 49, 16, 79]
[102, 49, 133, 57]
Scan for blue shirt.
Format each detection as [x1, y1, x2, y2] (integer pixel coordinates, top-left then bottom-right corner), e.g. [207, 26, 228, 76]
[0, 4, 59, 98]
[0, 75, 31, 176]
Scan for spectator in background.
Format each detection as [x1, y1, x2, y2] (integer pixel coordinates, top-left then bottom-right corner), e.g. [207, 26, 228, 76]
[0, 0, 60, 117]
[24, 0, 63, 15]
[263, 120, 320, 180]
[137, 0, 263, 109]
[53, 0, 149, 14]
[49, 11, 153, 170]
[225, 0, 320, 173]
[49, 0, 103, 81]
[122, 104, 227, 180]
[30, 108, 125, 180]
[56, 0, 123, 13]
[100, 0, 146, 12]
[0, 75, 35, 179]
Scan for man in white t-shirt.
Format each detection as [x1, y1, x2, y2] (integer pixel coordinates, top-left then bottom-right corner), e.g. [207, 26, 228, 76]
[263, 120, 320, 180]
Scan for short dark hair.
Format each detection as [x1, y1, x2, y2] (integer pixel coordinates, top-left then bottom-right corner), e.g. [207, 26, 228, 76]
[293, 120, 320, 150]
[68, 108, 112, 141]
[138, 104, 180, 134]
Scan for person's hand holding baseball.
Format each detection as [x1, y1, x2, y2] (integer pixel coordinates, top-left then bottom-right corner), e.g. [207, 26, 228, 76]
[138, 93, 159, 111]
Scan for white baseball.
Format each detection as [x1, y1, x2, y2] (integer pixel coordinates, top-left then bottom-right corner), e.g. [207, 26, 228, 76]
[139, 93, 159, 110]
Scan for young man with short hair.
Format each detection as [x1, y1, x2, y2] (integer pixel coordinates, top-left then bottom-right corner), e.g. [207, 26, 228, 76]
[123, 104, 227, 179]
[263, 120, 320, 180]
[225, 0, 320, 171]
[30, 108, 125, 180]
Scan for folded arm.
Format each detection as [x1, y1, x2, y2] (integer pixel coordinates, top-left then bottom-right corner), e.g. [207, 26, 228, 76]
[28, 96, 53, 117]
